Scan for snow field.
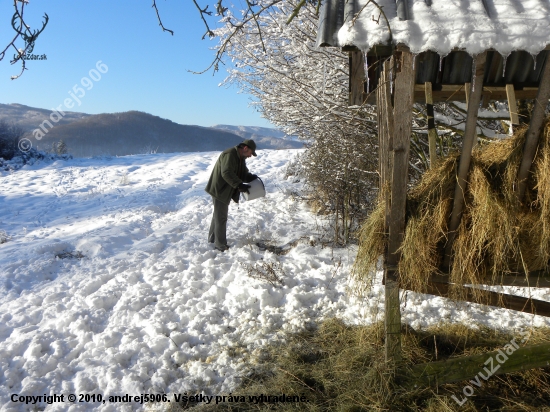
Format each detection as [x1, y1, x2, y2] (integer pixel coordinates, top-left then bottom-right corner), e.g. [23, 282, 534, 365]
[1, 149, 549, 411]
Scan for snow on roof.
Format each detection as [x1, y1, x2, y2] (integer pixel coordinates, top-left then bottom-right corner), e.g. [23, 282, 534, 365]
[317, 0, 550, 56]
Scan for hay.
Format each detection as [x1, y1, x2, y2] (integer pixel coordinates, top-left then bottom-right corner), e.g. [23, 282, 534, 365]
[353, 120, 550, 300]
[353, 200, 386, 294]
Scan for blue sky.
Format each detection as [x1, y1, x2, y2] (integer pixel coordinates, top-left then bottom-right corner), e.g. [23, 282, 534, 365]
[0, 0, 272, 128]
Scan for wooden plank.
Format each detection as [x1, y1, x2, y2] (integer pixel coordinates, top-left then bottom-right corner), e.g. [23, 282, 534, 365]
[411, 85, 540, 103]
[443, 52, 487, 270]
[516, 54, 550, 202]
[381, 58, 394, 228]
[377, 73, 385, 191]
[414, 83, 539, 92]
[349, 51, 366, 106]
[506, 84, 519, 125]
[368, 88, 540, 105]
[425, 82, 438, 168]
[378, 57, 401, 364]
[499, 275, 550, 288]
[425, 280, 550, 317]
[429, 273, 550, 288]
[402, 342, 550, 389]
[387, 48, 415, 271]
[384, 48, 415, 365]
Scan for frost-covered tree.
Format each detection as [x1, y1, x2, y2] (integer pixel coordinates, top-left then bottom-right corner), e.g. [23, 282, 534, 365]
[52, 139, 68, 155]
[215, 1, 379, 243]
[0, 120, 24, 160]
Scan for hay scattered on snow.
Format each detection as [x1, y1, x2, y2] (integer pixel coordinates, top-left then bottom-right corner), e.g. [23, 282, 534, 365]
[172, 319, 550, 411]
[354, 120, 550, 300]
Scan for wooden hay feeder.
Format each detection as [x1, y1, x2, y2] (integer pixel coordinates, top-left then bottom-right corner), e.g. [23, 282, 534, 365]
[317, 0, 550, 387]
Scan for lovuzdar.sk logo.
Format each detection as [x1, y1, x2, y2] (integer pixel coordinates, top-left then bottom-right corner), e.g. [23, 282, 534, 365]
[13, 53, 47, 60]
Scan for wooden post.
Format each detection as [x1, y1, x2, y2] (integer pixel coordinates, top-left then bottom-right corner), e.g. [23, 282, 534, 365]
[443, 52, 487, 270]
[506, 84, 519, 126]
[464, 82, 471, 107]
[425, 82, 438, 167]
[515, 54, 550, 202]
[384, 48, 415, 364]
[378, 56, 398, 362]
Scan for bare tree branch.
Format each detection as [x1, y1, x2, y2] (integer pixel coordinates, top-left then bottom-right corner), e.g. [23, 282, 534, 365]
[1, 0, 49, 80]
[152, 0, 174, 35]
[286, 0, 307, 24]
[192, 0, 215, 39]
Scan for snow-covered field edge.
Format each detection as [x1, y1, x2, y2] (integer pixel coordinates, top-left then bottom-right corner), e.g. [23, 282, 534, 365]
[1, 149, 549, 411]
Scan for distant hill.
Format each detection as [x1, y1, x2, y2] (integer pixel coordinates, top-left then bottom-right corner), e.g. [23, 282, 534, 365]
[211, 124, 287, 138]
[210, 124, 303, 150]
[0, 103, 90, 131]
[31, 111, 248, 157]
[0, 103, 302, 157]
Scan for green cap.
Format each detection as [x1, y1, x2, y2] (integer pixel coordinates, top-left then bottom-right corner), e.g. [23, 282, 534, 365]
[242, 139, 257, 156]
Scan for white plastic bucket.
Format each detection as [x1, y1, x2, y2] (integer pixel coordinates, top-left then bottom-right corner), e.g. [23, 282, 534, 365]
[243, 177, 266, 201]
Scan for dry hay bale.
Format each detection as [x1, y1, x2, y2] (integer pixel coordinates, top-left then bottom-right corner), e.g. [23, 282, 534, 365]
[354, 119, 550, 300]
[352, 200, 386, 294]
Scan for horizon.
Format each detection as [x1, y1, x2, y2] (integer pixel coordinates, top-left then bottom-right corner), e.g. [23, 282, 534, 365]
[0, 102, 278, 131]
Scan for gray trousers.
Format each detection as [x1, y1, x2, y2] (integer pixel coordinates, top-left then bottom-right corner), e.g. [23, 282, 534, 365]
[208, 197, 229, 248]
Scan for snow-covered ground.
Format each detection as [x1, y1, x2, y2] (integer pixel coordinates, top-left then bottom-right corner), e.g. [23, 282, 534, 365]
[1, 149, 549, 411]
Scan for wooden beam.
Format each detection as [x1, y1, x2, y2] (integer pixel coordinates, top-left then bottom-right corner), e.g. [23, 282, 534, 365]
[499, 275, 550, 288]
[443, 52, 487, 270]
[437, 85, 540, 93]
[402, 342, 550, 389]
[381, 58, 394, 228]
[349, 50, 366, 106]
[425, 280, 550, 317]
[506, 84, 520, 125]
[408, 86, 541, 104]
[429, 273, 550, 288]
[387, 48, 415, 274]
[377, 77, 386, 191]
[379, 57, 401, 365]
[425, 82, 438, 167]
[384, 48, 415, 365]
[516, 54, 550, 202]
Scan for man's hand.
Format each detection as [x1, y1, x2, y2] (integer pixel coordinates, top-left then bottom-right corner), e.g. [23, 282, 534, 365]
[244, 174, 258, 183]
[237, 183, 251, 193]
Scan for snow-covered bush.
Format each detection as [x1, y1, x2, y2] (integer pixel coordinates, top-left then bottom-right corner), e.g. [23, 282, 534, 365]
[0, 147, 72, 172]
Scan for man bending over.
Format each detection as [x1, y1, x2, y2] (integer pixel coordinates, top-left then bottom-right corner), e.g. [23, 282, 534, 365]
[205, 139, 258, 251]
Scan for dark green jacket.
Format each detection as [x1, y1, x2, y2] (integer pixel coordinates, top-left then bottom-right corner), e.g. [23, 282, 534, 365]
[205, 146, 254, 205]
